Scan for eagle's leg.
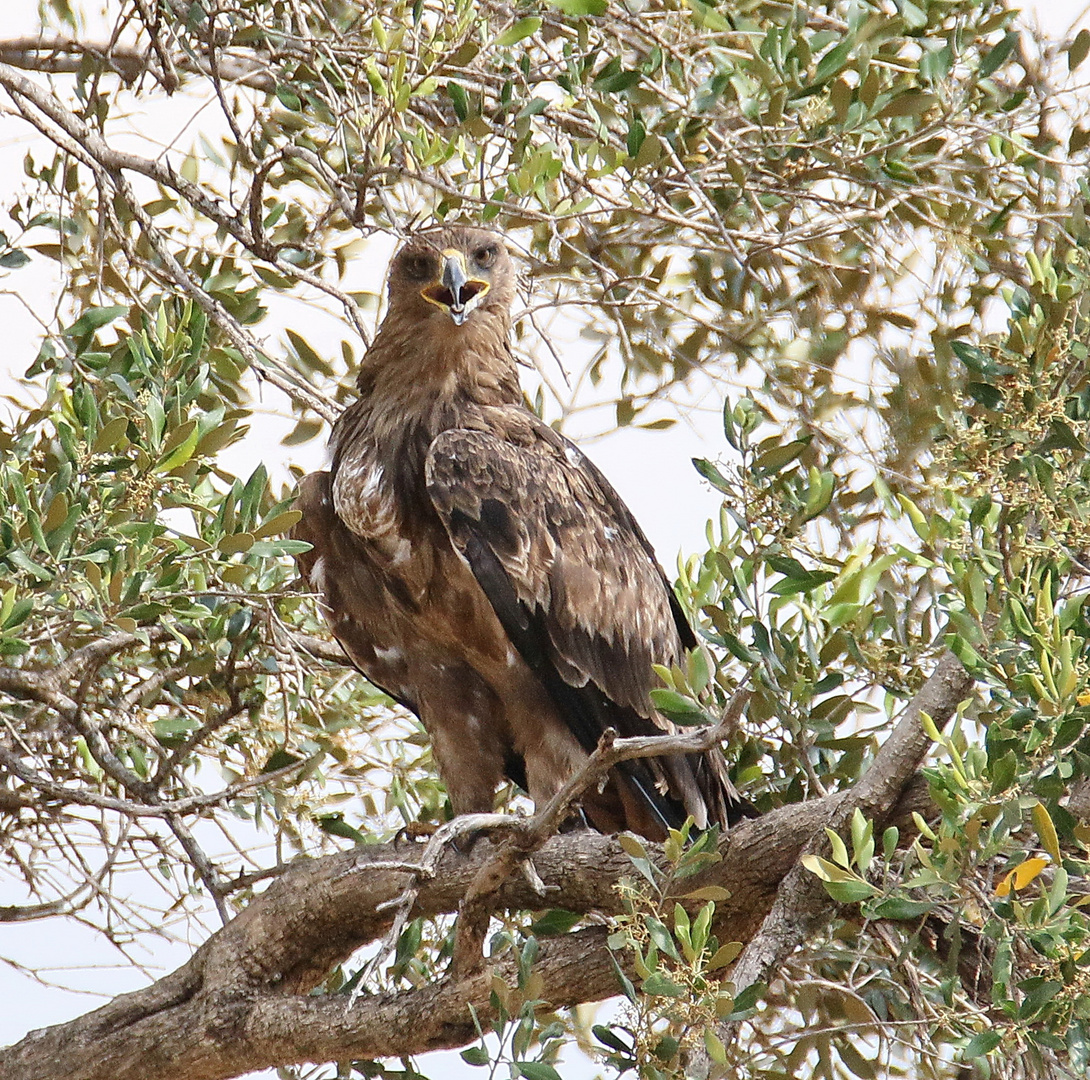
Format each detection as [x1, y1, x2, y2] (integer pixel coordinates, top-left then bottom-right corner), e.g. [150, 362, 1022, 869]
[557, 807, 593, 833]
[416, 665, 514, 817]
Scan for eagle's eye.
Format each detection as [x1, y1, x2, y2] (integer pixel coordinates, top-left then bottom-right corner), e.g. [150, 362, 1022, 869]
[401, 252, 435, 281]
[473, 244, 498, 269]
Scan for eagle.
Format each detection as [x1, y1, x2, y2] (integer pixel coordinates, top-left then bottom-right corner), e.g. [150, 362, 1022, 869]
[292, 226, 745, 840]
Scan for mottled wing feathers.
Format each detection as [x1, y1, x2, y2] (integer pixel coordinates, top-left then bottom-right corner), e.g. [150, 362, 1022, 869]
[425, 410, 731, 831]
[291, 226, 751, 839]
[291, 471, 416, 712]
[426, 414, 685, 721]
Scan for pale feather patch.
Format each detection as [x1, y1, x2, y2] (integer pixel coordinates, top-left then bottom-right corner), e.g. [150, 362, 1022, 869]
[333, 451, 400, 541]
[360, 462, 385, 498]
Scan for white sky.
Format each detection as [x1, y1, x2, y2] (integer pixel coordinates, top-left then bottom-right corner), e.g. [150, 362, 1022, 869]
[1, 1, 1089, 1077]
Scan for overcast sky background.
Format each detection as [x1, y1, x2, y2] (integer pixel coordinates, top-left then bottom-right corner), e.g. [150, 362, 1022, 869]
[2, 1, 1089, 1077]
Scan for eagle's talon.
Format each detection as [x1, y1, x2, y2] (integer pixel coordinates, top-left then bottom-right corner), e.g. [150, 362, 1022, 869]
[450, 819, 523, 854]
[394, 821, 440, 843]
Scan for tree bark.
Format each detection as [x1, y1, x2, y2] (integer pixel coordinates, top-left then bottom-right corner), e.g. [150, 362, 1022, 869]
[0, 775, 936, 1080]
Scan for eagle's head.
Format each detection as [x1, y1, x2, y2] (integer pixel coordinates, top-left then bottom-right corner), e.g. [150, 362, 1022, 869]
[387, 226, 516, 328]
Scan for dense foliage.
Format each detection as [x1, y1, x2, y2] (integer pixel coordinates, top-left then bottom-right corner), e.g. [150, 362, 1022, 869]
[2, 1, 1090, 1078]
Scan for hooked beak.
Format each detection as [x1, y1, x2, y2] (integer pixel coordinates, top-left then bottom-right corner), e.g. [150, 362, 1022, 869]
[421, 250, 490, 325]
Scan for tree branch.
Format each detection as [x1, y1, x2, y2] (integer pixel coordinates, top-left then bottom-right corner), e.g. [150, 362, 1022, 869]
[0, 771, 937, 1080]
[0, 61, 339, 424]
[698, 650, 975, 1076]
[0, 37, 275, 92]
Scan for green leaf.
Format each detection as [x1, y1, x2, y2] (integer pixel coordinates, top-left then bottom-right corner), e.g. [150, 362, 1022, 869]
[704, 1028, 727, 1065]
[1019, 978, 1063, 1019]
[652, 1034, 679, 1061]
[516, 1064, 562, 1080]
[155, 419, 200, 472]
[92, 415, 130, 454]
[980, 32, 1019, 79]
[263, 748, 303, 772]
[766, 554, 809, 579]
[1068, 1020, 1090, 1071]
[824, 878, 878, 903]
[642, 971, 686, 997]
[950, 340, 1016, 377]
[802, 855, 876, 902]
[1036, 419, 1086, 454]
[813, 39, 854, 85]
[548, 0, 607, 11]
[446, 80, 469, 121]
[7, 549, 54, 581]
[152, 716, 200, 740]
[460, 1046, 490, 1066]
[247, 539, 313, 557]
[2, 596, 33, 631]
[646, 916, 681, 961]
[607, 949, 637, 1002]
[1070, 28, 1090, 71]
[899, 0, 928, 30]
[495, 17, 541, 47]
[0, 248, 30, 269]
[877, 92, 938, 118]
[963, 1024, 998, 1059]
[317, 814, 366, 843]
[693, 457, 731, 491]
[275, 85, 302, 110]
[728, 981, 765, 1015]
[649, 688, 708, 725]
[707, 941, 742, 970]
[754, 438, 810, 475]
[64, 305, 128, 339]
[529, 909, 581, 936]
[966, 382, 1004, 410]
[253, 509, 303, 539]
[217, 533, 255, 555]
[593, 1025, 631, 1054]
[685, 0, 730, 32]
[1031, 801, 1062, 863]
[594, 69, 642, 94]
[870, 897, 933, 920]
[684, 885, 730, 902]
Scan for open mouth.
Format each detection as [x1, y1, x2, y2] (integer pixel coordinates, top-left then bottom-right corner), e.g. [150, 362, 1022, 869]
[422, 280, 489, 310]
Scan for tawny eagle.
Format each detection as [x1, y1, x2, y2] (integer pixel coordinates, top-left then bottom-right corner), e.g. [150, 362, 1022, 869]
[293, 226, 744, 839]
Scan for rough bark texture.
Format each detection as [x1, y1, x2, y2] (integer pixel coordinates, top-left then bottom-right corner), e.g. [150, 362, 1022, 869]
[1, 774, 936, 1080]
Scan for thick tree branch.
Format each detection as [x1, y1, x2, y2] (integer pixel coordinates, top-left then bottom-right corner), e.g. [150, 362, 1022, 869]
[0, 37, 276, 91]
[450, 690, 750, 976]
[0, 655, 962, 1080]
[0, 772, 936, 1080]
